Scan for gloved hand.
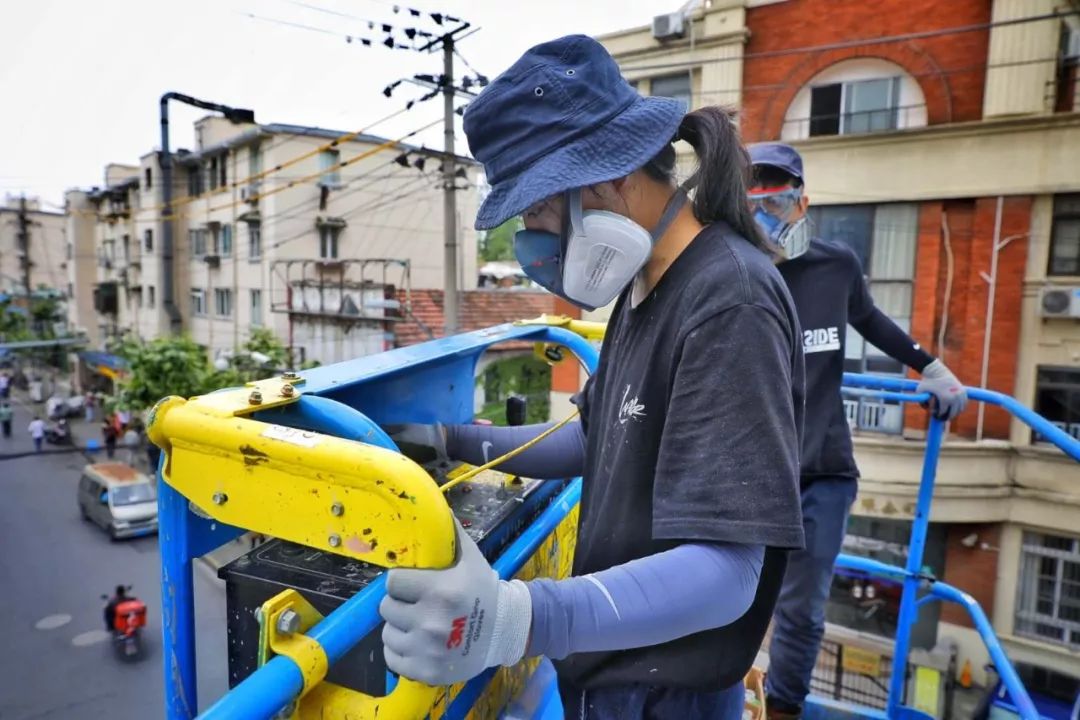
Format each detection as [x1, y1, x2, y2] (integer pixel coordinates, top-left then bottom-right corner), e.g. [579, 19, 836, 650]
[916, 359, 968, 421]
[383, 423, 449, 465]
[380, 520, 532, 686]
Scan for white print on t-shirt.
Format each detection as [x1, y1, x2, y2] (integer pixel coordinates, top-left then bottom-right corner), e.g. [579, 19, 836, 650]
[618, 385, 646, 424]
[803, 326, 841, 354]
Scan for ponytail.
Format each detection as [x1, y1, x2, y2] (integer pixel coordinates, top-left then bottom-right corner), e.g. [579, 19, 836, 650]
[643, 106, 771, 254]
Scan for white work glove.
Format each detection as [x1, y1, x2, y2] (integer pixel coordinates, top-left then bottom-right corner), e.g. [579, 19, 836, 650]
[383, 423, 449, 465]
[379, 520, 532, 686]
[916, 359, 968, 421]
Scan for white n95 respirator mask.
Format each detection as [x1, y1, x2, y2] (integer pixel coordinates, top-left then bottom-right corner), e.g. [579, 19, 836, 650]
[513, 186, 688, 311]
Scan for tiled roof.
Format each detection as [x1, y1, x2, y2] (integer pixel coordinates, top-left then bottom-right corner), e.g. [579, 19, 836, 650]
[395, 289, 555, 349]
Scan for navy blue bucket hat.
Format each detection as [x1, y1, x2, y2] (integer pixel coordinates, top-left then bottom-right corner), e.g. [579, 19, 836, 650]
[464, 34, 686, 230]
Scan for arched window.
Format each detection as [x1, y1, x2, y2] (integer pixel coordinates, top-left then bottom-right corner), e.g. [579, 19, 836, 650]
[781, 58, 928, 140]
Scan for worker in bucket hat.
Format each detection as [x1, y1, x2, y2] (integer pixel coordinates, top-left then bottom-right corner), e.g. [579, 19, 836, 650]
[381, 35, 806, 720]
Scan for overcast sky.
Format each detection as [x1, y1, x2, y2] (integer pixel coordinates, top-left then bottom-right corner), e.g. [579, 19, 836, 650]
[0, 0, 674, 208]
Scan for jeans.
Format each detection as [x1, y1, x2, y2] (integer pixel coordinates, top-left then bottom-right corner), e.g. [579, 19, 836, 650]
[558, 679, 745, 720]
[765, 477, 857, 710]
[33, 437, 43, 453]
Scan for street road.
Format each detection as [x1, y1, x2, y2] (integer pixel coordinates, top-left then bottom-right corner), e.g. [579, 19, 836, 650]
[0, 400, 230, 719]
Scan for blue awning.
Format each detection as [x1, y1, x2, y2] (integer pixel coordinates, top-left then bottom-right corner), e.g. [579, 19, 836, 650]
[78, 351, 129, 372]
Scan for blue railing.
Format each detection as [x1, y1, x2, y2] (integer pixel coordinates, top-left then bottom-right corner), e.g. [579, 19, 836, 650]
[836, 373, 1080, 720]
[159, 335, 1080, 719]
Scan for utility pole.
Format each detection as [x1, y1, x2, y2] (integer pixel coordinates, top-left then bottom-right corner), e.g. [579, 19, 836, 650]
[16, 195, 31, 306]
[442, 35, 459, 335]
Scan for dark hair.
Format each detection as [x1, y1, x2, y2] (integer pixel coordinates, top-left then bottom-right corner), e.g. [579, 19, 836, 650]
[752, 164, 803, 189]
[115, 585, 126, 597]
[643, 106, 770, 253]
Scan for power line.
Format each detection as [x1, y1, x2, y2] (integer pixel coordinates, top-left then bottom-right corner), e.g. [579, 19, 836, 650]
[619, 9, 1079, 75]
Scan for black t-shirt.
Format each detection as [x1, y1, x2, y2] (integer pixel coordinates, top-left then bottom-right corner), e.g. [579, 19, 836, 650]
[555, 223, 806, 692]
[776, 238, 874, 480]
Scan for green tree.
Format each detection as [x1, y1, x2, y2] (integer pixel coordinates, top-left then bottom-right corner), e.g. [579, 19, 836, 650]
[113, 334, 213, 411]
[0, 298, 29, 341]
[474, 355, 551, 425]
[112, 329, 294, 412]
[479, 218, 523, 262]
[205, 328, 290, 389]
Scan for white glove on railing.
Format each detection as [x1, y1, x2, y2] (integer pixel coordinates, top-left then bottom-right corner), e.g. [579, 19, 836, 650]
[916, 359, 968, 421]
[379, 520, 531, 686]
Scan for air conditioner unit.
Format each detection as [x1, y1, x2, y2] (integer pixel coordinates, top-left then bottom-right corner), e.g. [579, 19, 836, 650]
[652, 11, 685, 41]
[1039, 286, 1080, 318]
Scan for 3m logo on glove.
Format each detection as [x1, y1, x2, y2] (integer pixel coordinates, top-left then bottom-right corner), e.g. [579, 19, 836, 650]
[447, 616, 467, 649]
[803, 326, 841, 354]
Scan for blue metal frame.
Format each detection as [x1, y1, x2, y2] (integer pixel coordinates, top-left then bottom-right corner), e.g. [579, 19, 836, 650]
[160, 325, 1080, 720]
[829, 373, 1080, 720]
[158, 324, 598, 719]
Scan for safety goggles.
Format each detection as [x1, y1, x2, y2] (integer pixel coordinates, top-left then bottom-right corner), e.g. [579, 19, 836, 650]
[747, 185, 802, 219]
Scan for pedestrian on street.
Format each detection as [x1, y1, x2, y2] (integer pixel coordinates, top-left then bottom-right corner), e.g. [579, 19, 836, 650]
[102, 417, 118, 460]
[84, 392, 96, 423]
[123, 424, 140, 465]
[0, 371, 10, 400]
[28, 415, 46, 453]
[378, 35, 804, 720]
[746, 142, 969, 719]
[0, 400, 13, 438]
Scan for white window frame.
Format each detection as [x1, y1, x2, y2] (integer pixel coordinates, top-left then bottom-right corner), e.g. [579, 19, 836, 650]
[214, 288, 233, 318]
[319, 225, 341, 259]
[220, 224, 233, 257]
[1016, 531, 1080, 651]
[191, 229, 207, 257]
[248, 222, 262, 261]
[319, 149, 343, 189]
[649, 72, 692, 109]
[250, 289, 263, 326]
[190, 288, 206, 316]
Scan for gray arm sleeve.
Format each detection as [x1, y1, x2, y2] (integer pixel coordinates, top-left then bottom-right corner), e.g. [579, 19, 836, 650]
[444, 421, 586, 479]
[526, 542, 765, 660]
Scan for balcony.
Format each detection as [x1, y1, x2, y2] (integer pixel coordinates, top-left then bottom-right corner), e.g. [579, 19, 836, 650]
[782, 103, 928, 140]
[845, 395, 904, 435]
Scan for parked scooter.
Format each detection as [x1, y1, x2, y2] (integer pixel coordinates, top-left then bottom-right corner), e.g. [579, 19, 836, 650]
[102, 586, 147, 661]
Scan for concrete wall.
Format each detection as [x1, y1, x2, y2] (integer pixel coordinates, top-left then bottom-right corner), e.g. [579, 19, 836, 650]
[0, 200, 67, 298]
[64, 191, 99, 345]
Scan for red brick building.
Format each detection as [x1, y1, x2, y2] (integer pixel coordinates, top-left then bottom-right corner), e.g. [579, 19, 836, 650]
[598, 0, 1080, 700]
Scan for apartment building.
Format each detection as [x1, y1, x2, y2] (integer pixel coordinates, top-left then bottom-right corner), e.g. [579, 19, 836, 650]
[66, 115, 479, 366]
[584, 0, 1080, 704]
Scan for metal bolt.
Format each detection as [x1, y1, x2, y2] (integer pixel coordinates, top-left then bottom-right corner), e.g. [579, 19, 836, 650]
[330, 502, 344, 517]
[276, 609, 300, 635]
[280, 383, 295, 398]
[282, 370, 300, 381]
[212, 492, 228, 505]
[248, 389, 263, 405]
[328, 534, 341, 548]
[273, 701, 297, 719]
[254, 607, 264, 624]
[544, 346, 564, 363]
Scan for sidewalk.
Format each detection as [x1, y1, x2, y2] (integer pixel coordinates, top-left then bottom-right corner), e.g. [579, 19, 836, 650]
[0, 389, 145, 465]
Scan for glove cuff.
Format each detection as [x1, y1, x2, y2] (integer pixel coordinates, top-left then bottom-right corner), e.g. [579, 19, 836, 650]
[486, 579, 532, 668]
[922, 359, 950, 379]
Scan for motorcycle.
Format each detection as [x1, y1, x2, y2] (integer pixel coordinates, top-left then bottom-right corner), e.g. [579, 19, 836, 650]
[45, 419, 71, 445]
[102, 588, 147, 661]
